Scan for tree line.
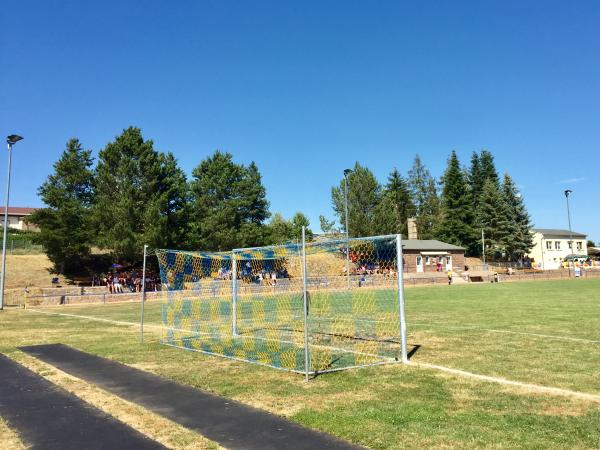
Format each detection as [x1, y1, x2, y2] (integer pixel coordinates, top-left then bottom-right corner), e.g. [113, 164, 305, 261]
[32, 126, 533, 275]
[31, 127, 310, 274]
[324, 150, 534, 259]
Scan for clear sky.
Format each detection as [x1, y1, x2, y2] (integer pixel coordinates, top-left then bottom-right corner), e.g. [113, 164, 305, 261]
[1, 1, 599, 242]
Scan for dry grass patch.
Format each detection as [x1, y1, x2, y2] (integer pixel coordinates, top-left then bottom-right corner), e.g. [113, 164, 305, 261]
[0, 417, 26, 450]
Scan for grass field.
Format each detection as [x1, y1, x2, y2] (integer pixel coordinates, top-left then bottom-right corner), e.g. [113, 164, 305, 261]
[1, 279, 599, 449]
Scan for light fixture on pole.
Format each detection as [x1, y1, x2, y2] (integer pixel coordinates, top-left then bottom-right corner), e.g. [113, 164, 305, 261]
[0, 135, 24, 311]
[564, 189, 574, 278]
[343, 168, 353, 289]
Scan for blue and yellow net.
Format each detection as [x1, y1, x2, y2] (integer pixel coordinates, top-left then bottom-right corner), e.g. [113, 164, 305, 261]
[156, 235, 404, 374]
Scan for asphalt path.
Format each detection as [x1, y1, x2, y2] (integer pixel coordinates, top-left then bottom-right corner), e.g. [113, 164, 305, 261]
[0, 353, 165, 450]
[21, 343, 365, 450]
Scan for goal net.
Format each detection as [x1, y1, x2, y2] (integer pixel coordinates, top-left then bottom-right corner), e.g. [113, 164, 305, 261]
[156, 233, 407, 375]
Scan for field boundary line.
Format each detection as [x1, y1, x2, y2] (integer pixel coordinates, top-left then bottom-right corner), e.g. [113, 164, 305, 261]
[26, 308, 164, 332]
[415, 362, 600, 403]
[26, 309, 395, 361]
[409, 321, 600, 344]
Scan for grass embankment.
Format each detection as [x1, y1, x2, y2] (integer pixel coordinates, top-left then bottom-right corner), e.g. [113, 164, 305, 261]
[1, 279, 599, 449]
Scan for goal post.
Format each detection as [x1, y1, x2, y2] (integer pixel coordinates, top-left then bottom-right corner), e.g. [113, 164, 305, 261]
[155, 233, 408, 375]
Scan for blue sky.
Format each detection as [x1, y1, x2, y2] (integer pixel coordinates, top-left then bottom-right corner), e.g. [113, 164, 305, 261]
[1, 1, 599, 242]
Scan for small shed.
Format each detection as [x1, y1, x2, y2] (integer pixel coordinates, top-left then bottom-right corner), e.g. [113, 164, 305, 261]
[402, 239, 465, 273]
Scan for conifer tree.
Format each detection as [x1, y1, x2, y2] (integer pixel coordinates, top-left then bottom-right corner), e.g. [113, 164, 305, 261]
[479, 150, 499, 187]
[477, 179, 512, 259]
[319, 215, 338, 234]
[407, 155, 440, 239]
[373, 168, 415, 236]
[331, 162, 381, 237]
[502, 174, 534, 259]
[437, 151, 476, 250]
[30, 139, 95, 274]
[188, 151, 270, 251]
[93, 127, 188, 261]
[468, 151, 484, 209]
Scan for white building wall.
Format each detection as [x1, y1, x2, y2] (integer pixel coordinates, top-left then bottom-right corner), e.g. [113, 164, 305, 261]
[528, 231, 588, 270]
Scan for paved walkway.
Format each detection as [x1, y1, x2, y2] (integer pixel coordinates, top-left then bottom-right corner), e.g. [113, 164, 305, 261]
[0, 353, 165, 450]
[21, 344, 365, 450]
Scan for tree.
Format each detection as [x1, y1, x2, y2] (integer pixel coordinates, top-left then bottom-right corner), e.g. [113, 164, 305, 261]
[266, 212, 313, 244]
[407, 155, 440, 239]
[188, 151, 270, 251]
[29, 139, 95, 274]
[436, 151, 476, 251]
[319, 215, 338, 234]
[477, 179, 512, 259]
[502, 174, 534, 259]
[331, 162, 381, 237]
[266, 213, 293, 244]
[468, 151, 484, 209]
[588, 240, 596, 248]
[290, 212, 313, 241]
[479, 150, 499, 187]
[93, 127, 188, 261]
[373, 168, 415, 236]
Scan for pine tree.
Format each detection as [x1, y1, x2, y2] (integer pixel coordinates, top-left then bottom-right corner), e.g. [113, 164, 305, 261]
[29, 139, 95, 274]
[407, 155, 441, 239]
[437, 151, 476, 250]
[468, 151, 484, 209]
[331, 162, 381, 237]
[319, 215, 338, 234]
[502, 174, 534, 259]
[373, 168, 415, 236]
[477, 179, 512, 259]
[479, 150, 499, 187]
[93, 127, 188, 261]
[290, 212, 313, 241]
[188, 151, 270, 251]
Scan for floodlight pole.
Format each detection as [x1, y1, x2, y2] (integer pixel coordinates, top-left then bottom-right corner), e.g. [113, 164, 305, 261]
[140, 244, 148, 343]
[343, 169, 352, 290]
[0, 135, 23, 311]
[565, 189, 573, 278]
[396, 234, 408, 363]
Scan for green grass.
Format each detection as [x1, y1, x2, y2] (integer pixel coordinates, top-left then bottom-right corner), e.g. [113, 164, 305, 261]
[2, 279, 600, 449]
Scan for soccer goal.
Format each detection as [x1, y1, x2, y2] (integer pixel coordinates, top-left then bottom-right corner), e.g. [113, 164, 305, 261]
[155, 231, 408, 377]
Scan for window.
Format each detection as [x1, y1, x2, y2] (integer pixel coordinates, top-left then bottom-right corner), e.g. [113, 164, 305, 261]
[425, 256, 430, 265]
[555, 241, 561, 250]
[568, 242, 572, 249]
[577, 241, 583, 251]
[546, 241, 552, 250]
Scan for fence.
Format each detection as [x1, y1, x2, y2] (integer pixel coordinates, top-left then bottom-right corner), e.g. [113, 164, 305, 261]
[6, 238, 44, 254]
[156, 231, 408, 378]
[24, 290, 163, 307]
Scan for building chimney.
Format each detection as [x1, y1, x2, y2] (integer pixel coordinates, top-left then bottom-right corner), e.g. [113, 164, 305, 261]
[407, 218, 418, 240]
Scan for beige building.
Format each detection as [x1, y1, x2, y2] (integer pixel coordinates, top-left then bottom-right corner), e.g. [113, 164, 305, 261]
[527, 228, 587, 270]
[0, 207, 39, 231]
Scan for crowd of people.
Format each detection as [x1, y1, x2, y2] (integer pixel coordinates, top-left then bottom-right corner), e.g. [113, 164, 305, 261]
[92, 271, 162, 293]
